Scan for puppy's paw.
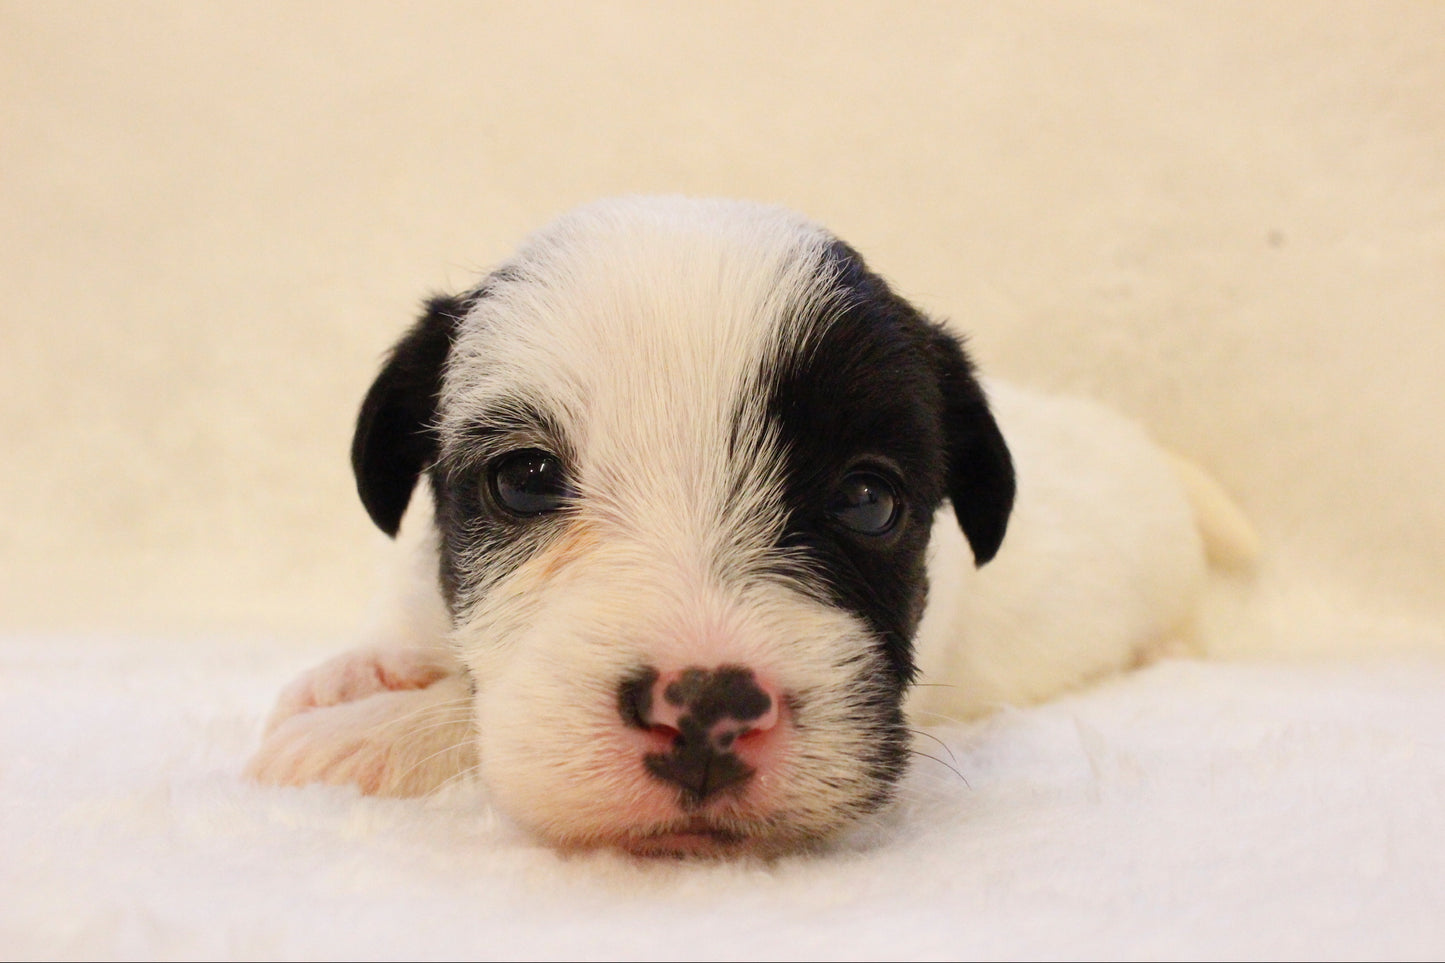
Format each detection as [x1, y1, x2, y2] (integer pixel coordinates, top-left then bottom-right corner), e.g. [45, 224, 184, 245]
[261, 645, 456, 736]
[246, 674, 476, 797]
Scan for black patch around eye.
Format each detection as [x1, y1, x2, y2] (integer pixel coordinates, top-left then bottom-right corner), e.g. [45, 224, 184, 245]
[759, 241, 955, 691]
[489, 448, 572, 516]
[427, 397, 578, 613]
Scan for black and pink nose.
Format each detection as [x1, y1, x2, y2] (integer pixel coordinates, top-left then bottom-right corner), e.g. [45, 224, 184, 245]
[618, 666, 781, 805]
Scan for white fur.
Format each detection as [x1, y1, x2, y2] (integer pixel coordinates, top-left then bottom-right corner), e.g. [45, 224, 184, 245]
[248, 197, 1250, 854]
[908, 380, 1209, 723]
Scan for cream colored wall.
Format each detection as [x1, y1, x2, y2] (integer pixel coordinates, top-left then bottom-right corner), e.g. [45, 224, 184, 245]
[2, 1, 1441, 640]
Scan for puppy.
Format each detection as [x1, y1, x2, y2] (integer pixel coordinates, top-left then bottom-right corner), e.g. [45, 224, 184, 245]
[248, 196, 1255, 856]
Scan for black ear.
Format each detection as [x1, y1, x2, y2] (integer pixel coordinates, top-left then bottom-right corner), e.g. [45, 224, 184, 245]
[927, 325, 1015, 565]
[350, 295, 466, 537]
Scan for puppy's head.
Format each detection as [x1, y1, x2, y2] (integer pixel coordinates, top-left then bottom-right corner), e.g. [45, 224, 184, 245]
[352, 198, 1013, 856]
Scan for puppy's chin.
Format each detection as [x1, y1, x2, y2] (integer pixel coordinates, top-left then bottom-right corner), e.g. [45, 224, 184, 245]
[503, 792, 839, 859]
[617, 825, 749, 859]
[557, 816, 823, 860]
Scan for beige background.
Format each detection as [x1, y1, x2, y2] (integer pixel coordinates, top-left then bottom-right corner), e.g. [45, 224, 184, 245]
[2, 1, 1441, 645]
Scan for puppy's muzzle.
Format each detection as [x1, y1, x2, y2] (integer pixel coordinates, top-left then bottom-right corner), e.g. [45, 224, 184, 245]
[618, 666, 782, 805]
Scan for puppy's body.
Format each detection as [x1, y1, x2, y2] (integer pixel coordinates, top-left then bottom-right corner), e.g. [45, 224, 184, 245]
[910, 380, 1210, 722]
[249, 197, 1249, 855]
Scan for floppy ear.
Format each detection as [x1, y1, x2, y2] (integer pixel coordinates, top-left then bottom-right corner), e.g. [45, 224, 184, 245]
[350, 295, 466, 537]
[927, 325, 1015, 565]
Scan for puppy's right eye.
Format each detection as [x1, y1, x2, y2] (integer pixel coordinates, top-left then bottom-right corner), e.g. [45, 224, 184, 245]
[489, 449, 573, 516]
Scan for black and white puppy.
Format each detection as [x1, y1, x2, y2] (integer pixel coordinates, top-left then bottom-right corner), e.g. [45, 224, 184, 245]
[248, 197, 1254, 856]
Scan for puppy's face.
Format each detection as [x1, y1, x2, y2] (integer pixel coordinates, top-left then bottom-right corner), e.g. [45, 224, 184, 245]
[352, 198, 1013, 855]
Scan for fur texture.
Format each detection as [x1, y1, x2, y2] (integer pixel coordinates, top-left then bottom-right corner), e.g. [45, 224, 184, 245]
[248, 196, 1247, 856]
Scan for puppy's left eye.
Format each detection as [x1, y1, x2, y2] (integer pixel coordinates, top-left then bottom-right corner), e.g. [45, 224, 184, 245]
[828, 470, 901, 536]
[489, 449, 573, 516]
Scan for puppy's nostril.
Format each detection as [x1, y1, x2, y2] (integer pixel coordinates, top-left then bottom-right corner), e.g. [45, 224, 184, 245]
[617, 667, 660, 730]
[733, 726, 766, 745]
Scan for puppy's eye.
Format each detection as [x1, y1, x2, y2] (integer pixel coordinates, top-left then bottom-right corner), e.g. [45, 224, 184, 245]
[828, 471, 900, 536]
[489, 449, 573, 516]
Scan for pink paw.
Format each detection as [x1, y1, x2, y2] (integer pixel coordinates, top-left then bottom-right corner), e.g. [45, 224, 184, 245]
[261, 646, 454, 736]
[247, 653, 475, 797]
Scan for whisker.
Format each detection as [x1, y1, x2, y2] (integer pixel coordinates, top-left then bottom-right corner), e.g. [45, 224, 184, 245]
[378, 716, 475, 748]
[369, 698, 471, 729]
[907, 726, 958, 766]
[909, 749, 970, 788]
[907, 706, 975, 726]
[357, 697, 472, 739]
[430, 760, 486, 797]
[390, 733, 477, 787]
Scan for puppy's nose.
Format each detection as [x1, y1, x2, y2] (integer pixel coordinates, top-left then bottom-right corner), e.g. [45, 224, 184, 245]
[618, 666, 781, 804]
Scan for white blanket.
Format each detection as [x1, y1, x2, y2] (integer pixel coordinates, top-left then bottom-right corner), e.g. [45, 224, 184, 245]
[4, 625, 1442, 960]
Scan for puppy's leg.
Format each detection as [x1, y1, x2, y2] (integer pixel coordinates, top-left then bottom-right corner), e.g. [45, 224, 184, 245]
[247, 639, 472, 796]
[258, 643, 458, 736]
[247, 497, 475, 795]
[246, 672, 476, 797]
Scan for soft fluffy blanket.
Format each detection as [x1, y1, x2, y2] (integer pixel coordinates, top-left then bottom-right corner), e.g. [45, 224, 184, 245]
[4, 626, 1442, 960]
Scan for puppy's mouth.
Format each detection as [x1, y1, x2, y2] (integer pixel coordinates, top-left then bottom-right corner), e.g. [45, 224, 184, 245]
[613, 818, 754, 858]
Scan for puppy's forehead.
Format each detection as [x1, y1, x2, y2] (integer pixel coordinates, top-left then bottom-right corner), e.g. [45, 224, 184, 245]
[441, 199, 843, 478]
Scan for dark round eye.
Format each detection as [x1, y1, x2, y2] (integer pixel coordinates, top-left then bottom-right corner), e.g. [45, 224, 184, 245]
[828, 470, 900, 536]
[489, 449, 572, 516]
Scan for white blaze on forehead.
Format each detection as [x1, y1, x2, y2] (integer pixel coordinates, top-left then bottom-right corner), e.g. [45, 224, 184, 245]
[441, 197, 844, 567]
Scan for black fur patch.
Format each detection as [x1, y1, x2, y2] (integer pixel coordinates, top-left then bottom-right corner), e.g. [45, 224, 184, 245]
[762, 241, 1013, 689]
[351, 295, 468, 537]
[924, 325, 1015, 566]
